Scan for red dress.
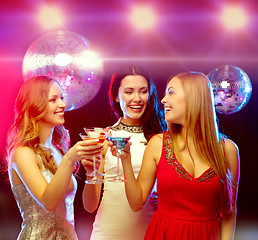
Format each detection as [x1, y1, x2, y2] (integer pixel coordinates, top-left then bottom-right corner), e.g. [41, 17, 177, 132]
[144, 132, 222, 240]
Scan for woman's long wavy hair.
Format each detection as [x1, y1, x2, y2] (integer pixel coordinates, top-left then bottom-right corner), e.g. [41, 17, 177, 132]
[108, 65, 167, 141]
[6, 76, 72, 175]
[167, 72, 233, 215]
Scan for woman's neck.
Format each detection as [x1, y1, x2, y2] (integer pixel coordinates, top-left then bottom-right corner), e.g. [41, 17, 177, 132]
[120, 117, 141, 126]
[171, 125, 195, 149]
[39, 126, 54, 148]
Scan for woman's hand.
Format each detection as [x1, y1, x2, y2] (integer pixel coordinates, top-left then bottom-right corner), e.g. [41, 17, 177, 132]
[81, 155, 101, 174]
[108, 141, 132, 161]
[64, 139, 104, 164]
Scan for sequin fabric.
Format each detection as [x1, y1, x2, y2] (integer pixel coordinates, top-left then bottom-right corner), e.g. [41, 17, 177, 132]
[11, 169, 78, 240]
[111, 120, 143, 133]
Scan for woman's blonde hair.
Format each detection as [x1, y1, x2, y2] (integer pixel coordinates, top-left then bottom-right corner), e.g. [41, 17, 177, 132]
[167, 72, 233, 214]
[6, 76, 71, 174]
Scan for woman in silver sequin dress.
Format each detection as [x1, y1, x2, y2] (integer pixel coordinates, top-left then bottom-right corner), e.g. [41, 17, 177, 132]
[5, 76, 103, 240]
[82, 65, 167, 240]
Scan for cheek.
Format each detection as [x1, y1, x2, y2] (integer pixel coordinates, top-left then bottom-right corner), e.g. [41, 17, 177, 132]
[166, 97, 173, 106]
[47, 103, 55, 111]
[119, 94, 130, 106]
[120, 101, 126, 111]
[179, 97, 186, 108]
[118, 96, 128, 111]
[142, 94, 149, 105]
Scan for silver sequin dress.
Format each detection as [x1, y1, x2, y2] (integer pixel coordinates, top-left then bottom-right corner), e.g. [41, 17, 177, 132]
[11, 168, 78, 240]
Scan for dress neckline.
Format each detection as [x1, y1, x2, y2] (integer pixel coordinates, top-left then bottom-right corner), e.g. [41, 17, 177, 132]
[163, 131, 215, 182]
[174, 156, 213, 180]
[111, 119, 143, 133]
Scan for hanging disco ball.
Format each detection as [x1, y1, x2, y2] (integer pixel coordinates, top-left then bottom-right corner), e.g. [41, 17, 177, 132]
[208, 65, 252, 115]
[22, 30, 104, 111]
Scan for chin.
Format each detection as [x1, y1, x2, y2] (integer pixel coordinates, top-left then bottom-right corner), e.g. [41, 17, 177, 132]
[164, 116, 170, 122]
[56, 120, 65, 126]
[131, 113, 144, 120]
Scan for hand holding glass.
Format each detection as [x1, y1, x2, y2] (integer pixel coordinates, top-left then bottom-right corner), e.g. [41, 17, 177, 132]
[107, 134, 131, 182]
[79, 128, 107, 184]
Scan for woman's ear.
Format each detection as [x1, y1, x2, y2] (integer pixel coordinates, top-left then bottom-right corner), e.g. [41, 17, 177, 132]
[115, 96, 119, 102]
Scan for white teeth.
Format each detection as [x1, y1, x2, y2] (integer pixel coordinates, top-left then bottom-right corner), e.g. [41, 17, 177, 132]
[130, 106, 142, 109]
[56, 112, 64, 115]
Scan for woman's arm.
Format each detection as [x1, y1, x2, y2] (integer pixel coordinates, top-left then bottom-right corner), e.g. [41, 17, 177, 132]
[10, 139, 103, 211]
[118, 134, 163, 212]
[220, 139, 240, 240]
[81, 140, 109, 213]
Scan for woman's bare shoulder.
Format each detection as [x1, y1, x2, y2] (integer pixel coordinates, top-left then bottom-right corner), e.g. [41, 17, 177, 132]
[149, 133, 163, 144]
[223, 138, 240, 167]
[146, 133, 163, 151]
[224, 138, 239, 154]
[12, 146, 37, 163]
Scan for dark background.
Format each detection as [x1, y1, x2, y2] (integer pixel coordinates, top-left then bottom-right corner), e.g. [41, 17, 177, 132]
[0, 1, 257, 239]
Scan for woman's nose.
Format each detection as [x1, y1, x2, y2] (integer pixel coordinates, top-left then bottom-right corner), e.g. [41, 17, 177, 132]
[161, 96, 166, 104]
[134, 92, 141, 101]
[60, 98, 66, 108]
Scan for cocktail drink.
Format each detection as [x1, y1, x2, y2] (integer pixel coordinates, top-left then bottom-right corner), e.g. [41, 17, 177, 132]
[79, 127, 107, 184]
[107, 135, 131, 182]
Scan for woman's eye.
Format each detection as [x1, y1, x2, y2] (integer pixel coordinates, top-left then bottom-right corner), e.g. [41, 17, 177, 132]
[168, 90, 174, 95]
[141, 90, 149, 94]
[49, 98, 56, 102]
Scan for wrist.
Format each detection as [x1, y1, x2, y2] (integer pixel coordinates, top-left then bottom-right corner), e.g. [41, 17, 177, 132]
[61, 155, 75, 168]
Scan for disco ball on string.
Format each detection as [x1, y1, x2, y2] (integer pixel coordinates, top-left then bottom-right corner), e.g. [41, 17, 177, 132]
[208, 65, 252, 115]
[22, 30, 104, 111]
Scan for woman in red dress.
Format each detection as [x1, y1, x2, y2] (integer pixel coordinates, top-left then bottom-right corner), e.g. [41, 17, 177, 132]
[111, 72, 240, 240]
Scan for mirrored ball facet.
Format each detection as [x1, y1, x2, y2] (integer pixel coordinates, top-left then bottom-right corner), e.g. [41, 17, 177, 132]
[22, 30, 104, 111]
[208, 65, 252, 115]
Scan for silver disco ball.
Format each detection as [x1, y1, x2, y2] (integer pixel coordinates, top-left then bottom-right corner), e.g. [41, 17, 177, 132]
[208, 65, 252, 115]
[22, 30, 104, 111]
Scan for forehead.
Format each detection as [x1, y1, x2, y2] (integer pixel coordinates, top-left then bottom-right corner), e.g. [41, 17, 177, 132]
[166, 77, 182, 90]
[49, 81, 62, 95]
[120, 75, 148, 88]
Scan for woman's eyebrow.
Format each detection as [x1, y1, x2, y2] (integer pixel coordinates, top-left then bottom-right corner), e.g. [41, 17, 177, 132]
[48, 94, 60, 98]
[167, 86, 174, 92]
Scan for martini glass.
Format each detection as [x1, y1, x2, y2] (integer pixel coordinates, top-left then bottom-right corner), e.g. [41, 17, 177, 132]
[79, 127, 107, 184]
[107, 134, 131, 182]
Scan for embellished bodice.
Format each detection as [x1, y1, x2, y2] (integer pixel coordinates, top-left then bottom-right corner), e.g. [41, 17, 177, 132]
[110, 120, 144, 134]
[163, 131, 215, 182]
[11, 169, 78, 240]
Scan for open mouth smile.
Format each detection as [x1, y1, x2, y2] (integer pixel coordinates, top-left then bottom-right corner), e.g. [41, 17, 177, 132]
[129, 105, 144, 112]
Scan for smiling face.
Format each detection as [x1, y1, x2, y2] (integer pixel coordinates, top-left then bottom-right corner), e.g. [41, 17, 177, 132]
[116, 75, 149, 125]
[41, 81, 66, 128]
[161, 77, 186, 126]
